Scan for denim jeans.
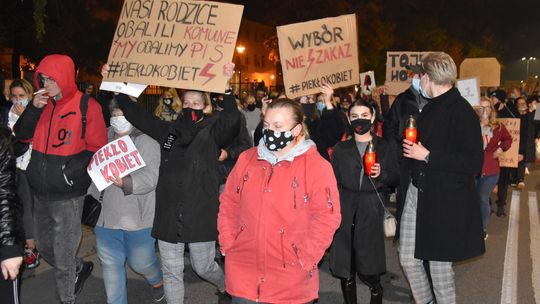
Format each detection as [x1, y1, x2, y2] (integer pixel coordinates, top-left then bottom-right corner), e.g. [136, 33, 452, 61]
[477, 174, 499, 231]
[158, 240, 225, 304]
[94, 226, 162, 304]
[33, 196, 84, 304]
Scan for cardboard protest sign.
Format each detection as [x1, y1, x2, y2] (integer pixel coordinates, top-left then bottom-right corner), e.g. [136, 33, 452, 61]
[87, 136, 147, 191]
[459, 58, 501, 87]
[384, 51, 431, 96]
[457, 77, 480, 106]
[100, 81, 147, 98]
[277, 14, 359, 98]
[103, 0, 243, 93]
[498, 118, 520, 168]
[359, 71, 376, 95]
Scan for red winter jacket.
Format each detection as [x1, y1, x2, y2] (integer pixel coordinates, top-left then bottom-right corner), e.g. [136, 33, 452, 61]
[482, 123, 512, 176]
[14, 54, 107, 201]
[218, 145, 341, 303]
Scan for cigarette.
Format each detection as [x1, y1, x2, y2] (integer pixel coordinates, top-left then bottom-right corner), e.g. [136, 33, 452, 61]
[33, 89, 46, 95]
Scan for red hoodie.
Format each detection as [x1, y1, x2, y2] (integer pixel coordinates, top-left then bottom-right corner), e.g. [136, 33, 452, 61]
[14, 54, 107, 201]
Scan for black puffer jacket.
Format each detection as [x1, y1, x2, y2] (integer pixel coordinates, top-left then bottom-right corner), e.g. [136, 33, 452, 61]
[0, 130, 24, 262]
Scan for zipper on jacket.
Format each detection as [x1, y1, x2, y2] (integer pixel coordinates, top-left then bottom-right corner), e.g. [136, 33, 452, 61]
[292, 177, 298, 209]
[279, 229, 286, 268]
[44, 102, 56, 154]
[234, 224, 245, 241]
[256, 277, 265, 302]
[291, 242, 303, 269]
[265, 165, 274, 188]
[325, 187, 334, 213]
[236, 171, 249, 195]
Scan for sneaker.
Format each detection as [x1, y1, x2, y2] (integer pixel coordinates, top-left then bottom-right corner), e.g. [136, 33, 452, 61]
[483, 231, 489, 241]
[497, 209, 506, 217]
[525, 167, 530, 175]
[153, 285, 165, 302]
[216, 290, 232, 304]
[24, 248, 40, 269]
[517, 181, 525, 190]
[75, 261, 94, 295]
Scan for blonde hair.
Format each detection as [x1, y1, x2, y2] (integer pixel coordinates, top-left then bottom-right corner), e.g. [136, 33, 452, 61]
[9, 78, 34, 100]
[183, 90, 213, 116]
[154, 87, 182, 118]
[266, 98, 310, 138]
[421, 52, 457, 86]
[476, 97, 500, 130]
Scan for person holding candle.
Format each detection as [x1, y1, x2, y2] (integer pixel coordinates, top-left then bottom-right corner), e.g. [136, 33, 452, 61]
[329, 99, 399, 304]
[399, 52, 484, 304]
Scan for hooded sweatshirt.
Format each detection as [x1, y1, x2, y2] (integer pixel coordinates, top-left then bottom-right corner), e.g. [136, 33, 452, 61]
[14, 54, 107, 201]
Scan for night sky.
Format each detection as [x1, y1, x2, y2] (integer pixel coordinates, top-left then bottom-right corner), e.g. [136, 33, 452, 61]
[225, 0, 540, 81]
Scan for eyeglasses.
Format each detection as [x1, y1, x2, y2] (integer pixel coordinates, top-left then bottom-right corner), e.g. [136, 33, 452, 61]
[38, 75, 56, 85]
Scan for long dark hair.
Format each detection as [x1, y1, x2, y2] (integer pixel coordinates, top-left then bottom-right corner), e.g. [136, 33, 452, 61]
[348, 98, 381, 133]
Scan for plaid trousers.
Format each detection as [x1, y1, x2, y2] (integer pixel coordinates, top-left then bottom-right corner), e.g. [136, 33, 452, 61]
[398, 183, 456, 304]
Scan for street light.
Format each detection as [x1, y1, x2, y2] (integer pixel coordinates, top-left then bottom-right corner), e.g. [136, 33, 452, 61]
[236, 46, 246, 94]
[521, 56, 537, 79]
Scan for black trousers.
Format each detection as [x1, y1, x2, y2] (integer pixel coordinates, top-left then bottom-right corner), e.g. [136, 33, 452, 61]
[496, 167, 513, 209]
[0, 275, 19, 304]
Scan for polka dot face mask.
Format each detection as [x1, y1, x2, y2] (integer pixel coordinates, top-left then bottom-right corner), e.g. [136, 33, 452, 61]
[262, 126, 297, 152]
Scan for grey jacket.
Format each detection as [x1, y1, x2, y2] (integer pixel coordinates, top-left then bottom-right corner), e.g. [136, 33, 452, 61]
[90, 129, 160, 231]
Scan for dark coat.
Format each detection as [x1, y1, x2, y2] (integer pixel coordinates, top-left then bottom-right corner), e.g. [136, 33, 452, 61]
[117, 93, 240, 243]
[329, 136, 399, 277]
[0, 132, 24, 262]
[218, 114, 251, 184]
[306, 108, 345, 160]
[382, 87, 429, 237]
[518, 112, 536, 162]
[399, 88, 485, 262]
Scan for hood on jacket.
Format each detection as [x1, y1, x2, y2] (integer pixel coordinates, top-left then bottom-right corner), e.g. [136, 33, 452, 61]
[34, 54, 78, 102]
[257, 136, 316, 165]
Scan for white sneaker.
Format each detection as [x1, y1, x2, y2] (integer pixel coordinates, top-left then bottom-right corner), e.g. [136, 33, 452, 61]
[525, 167, 530, 175]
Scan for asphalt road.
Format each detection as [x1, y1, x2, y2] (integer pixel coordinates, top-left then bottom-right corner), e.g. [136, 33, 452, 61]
[20, 164, 540, 303]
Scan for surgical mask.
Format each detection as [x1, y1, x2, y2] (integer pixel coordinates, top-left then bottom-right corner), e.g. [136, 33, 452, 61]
[350, 118, 372, 135]
[15, 99, 29, 107]
[419, 84, 431, 99]
[110, 116, 133, 134]
[263, 127, 296, 151]
[316, 102, 326, 112]
[182, 108, 204, 123]
[163, 98, 172, 105]
[411, 78, 421, 93]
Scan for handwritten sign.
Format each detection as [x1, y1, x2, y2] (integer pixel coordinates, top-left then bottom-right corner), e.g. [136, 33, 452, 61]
[87, 136, 147, 191]
[459, 58, 500, 87]
[384, 51, 431, 96]
[359, 71, 376, 95]
[103, 0, 243, 93]
[457, 77, 480, 106]
[277, 14, 359, 98]
[100, 81, 147, 98]
[498, 118, 520, 168]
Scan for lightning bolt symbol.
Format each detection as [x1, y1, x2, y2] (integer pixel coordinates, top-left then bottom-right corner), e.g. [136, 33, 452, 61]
[199, 63, 216, 86]
[304, 49, 316, 79]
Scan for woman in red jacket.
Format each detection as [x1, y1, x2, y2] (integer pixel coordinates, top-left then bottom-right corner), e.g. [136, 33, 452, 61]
[475, 98, 512, 239]
[218, 98, 341, 304]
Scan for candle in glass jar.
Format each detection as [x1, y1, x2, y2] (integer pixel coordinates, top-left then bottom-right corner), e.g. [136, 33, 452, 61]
[363, 141, 377, 176]
[404, 115, 418, 143]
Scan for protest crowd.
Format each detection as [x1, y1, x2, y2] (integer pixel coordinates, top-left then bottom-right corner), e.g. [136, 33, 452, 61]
[1, 2, 540, 304]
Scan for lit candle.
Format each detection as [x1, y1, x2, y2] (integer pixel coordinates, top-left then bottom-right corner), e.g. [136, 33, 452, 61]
[363, 141, 377, 176]
[404, 115, 418, 143]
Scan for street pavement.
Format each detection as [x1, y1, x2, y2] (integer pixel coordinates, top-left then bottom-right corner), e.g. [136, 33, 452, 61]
[20, 164, 540, 303]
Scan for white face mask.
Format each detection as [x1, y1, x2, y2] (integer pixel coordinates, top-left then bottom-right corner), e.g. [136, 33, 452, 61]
[110, 116, 133, 134]
[12, 98, 29, 107]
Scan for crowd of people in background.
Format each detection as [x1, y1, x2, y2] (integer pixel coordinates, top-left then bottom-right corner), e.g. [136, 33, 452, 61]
[0, 51, 539, 304]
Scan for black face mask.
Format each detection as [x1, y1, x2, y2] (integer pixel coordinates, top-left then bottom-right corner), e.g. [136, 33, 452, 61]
[350, 118, 372, 135]
[247, 104, 256, 111]
[163, 98, 172, 105]
[263, 127, 296, 151]
[182, 108, 204, 123]
[216, 99, 225, 108]
[302, 103, 316, 117]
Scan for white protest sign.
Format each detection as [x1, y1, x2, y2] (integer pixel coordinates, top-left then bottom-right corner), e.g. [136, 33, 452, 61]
[359, 71, 376, 95]
[100, 81, 148, 98]
[457, 77, 480, 106]
[87, 136, 146, 191]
